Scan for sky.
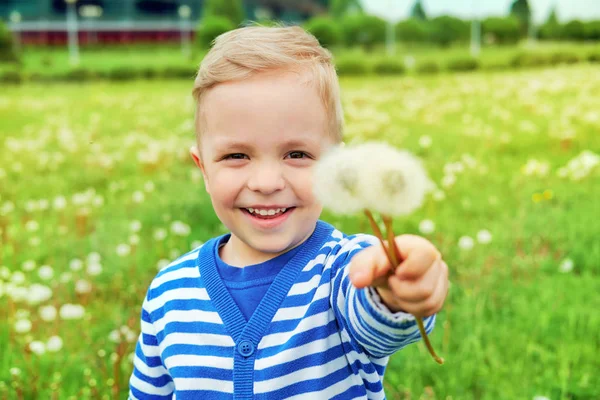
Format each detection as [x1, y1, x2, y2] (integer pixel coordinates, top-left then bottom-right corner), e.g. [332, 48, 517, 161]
[360, 0, 600, 24]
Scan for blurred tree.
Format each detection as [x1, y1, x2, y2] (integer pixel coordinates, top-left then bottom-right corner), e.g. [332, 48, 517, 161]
[196, 15, 235, 48]
[203, 0, 245, 27]
[584, 20, 600, 40]
[562, 20, 586, 41]
[339, 13, 386, 50]
[304, 16, 342, 48]
[429, 15, 470, 47]
[538, 6, 561, 40]
[396, 18, 430, 43]
[0, 20, 18, 63]
[482, 17, 521, 44]
[330, 0, 363, 18]
[410, 0, 428, 21]
[509, 0, 531, 35]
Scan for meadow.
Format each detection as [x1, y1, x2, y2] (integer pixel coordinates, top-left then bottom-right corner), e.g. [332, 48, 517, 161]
[0, 63, 599, 399]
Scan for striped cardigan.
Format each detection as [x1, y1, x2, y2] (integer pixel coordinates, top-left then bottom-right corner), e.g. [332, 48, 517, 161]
[129, 220, 435, 399]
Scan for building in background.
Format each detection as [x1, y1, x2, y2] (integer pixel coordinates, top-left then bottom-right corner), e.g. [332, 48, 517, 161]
[0, 0, 330, 45]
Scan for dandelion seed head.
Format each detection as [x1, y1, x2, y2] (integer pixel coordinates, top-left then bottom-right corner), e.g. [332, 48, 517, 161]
[356, 143, 429, 216]
[38, 265, 54, 281]
[14, 319, 32, 333]
[59, 304, 85, 320]
[477, 230, 493, 244]
[46, 336, 63, 352]
[29, 340, 46, 355]
[313, 146, 365, 214]
[75, 279, 92, 294]
[559, 258, 574, 273]
[458, 236, 475, 251]
[69, 258, 83, 271]
[116, 244, 131, 257]
[39, 305, 57, 321]
[419, 219, 435, 235]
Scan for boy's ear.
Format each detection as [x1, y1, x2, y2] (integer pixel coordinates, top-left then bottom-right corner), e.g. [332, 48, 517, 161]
[190, 145, 210, 194]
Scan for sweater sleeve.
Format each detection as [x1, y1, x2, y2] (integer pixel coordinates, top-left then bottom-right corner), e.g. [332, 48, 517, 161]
[128, 295, 175, 400]
[329, 234, 436, 359]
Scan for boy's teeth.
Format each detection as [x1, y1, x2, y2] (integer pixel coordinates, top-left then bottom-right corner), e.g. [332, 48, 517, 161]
[246, 208, 286, 216]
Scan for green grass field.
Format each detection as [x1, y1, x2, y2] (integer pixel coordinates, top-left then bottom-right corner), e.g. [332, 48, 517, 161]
[1, 64, 599, 399]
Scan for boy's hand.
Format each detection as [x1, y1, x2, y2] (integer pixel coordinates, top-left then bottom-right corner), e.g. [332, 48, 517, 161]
[348, 235, 448, 318]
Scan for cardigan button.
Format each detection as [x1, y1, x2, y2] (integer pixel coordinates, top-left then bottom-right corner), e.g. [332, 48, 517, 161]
[237, 340, 254, 357]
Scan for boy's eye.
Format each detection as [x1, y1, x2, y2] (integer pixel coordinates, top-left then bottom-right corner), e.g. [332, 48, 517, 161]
[224, 153, 248, 160]
[287, 151, 309, 159]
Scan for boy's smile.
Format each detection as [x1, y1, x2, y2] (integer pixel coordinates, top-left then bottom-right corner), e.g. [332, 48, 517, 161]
[191, 69, 336, 267]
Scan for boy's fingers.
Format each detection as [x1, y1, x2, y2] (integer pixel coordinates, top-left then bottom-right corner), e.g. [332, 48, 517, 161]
[349, 244, 392, 288]
[394, 235, 441, 280]
[388, 259, 447, 302]
[388, 261, 449, 317]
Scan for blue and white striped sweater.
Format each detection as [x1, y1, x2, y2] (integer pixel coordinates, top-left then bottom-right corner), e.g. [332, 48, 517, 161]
[129, 220, 435, 399]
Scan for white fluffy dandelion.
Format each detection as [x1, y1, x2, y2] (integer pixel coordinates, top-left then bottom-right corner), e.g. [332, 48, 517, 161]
[86, 262, 103, 276]
[29, 340, 46, 355]
[39, 305, 57, 322]
[27, 284, 53, 305]
[130, 220, 142, 232]
[38, 265, 54, 281]
[354, 142, 429, 216]
[46, 336, 63, 352]
[313, 145, 365, 214]
[476, 230, 493, 244]
[69, 258, 83, 271]
[14, 319, 32, 333]
[116, 244, 131, 257]
[75, 279, 92, 294]
[59, 304, 85, 320]
[559, 258, 574, 273]
[458, 236, 475, 251]
[419, 219, 436, 235]
[170, 221, 191, 237]
[153, 228, 167, 241]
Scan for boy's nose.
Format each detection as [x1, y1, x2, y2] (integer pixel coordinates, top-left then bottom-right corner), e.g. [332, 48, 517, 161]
[247, 163, 286, 194]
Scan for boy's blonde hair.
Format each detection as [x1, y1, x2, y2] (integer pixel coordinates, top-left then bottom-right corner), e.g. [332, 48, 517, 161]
[192, 25, 343, 143]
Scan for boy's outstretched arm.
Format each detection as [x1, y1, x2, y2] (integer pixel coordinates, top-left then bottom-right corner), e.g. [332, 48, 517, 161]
[330, 234, 448, 359]
[128, 298, 175, 400]
[349, 234, 448, 318]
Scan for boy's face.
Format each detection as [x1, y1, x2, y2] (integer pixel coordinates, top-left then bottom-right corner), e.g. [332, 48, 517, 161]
[191, 69, 335, 265]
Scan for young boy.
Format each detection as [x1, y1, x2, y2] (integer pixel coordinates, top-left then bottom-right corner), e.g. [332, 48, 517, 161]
[129, 26, 448, 400]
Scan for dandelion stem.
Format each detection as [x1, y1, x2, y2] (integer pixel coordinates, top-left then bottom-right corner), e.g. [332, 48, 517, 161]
[381, 214, 444, 365]
[381, 215, 399, 270]
[364, 209, 394, 267]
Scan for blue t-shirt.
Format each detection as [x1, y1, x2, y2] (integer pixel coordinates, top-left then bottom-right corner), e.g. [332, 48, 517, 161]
[214, 235, 304, 322]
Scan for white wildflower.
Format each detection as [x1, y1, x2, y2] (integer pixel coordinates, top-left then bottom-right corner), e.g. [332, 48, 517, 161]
[116, 244, 131, 257]
[28, 284, 53, 305]
[86, 262, 102, 276]
[157, 259, 170, 271]
[132, 191, 145, 204]
[75, 279, 92, 294]
[86, 252, 101, 264]
[39, 305, 57, 321]
[419, 219, 435, 235]
[130, 220, 142, 232]
[29, 340, 46, 355]
[69, 258, 83, 271]
[10, 367, 21, 376]
[441, 174, 456, 188]
[22, 260, 36, 271]
[458, 236, 475, 251]
[15, 319, 32, 333]
[29, 237, 41, 247]
[129, 234, 140, 245]
[38, 199, 49, 211]
[418, 135, 432, 149]
[11, 271, 26, 284]
[559, 258, 574, 273]
[93, 195, 104, 207]
[170, 221, 191, 237]
[144, 181, 155, 192]
[432, 189, 446, 201]
[25, 220, 39, 232]
[533, 396, 551, 400]
[108, 330, 121, 343]
[46, 336, 63, 352]
[38, 265, 54, 281]
[153, 228, 167, 241]
[59, 304, 85, 320]
[476, 230, 493, 244]
[59, 272, 73, 283]
[521, 159, 550, 177]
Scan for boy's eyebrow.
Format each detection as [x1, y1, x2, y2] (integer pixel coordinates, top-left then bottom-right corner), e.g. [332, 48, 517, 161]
[212, 140, 253, 152]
